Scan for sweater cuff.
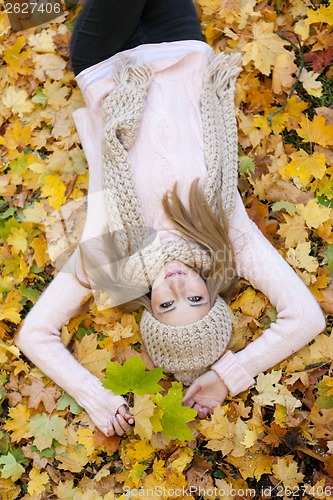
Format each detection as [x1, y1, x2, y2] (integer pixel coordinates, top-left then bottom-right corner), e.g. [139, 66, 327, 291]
[73, 376, 127, 431]
[211, 351, 255, 396]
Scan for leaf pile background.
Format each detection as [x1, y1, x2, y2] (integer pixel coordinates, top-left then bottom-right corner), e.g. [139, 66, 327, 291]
[0, 0, 333, 498]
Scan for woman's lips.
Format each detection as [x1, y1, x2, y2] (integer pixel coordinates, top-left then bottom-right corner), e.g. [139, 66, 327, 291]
[165, 271, 186, 279]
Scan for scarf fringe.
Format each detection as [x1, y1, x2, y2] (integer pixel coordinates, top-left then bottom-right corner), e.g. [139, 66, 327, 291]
[113, 56, 153, 87]
[206, 52, 242, 94]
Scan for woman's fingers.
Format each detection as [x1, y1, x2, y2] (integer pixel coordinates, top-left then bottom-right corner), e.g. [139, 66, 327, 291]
[106, 409, 134, 436]
[117, 404, 134, 424]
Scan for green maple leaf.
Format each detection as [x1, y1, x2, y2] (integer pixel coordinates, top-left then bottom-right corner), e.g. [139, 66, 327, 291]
[0, 452, 25, 482]
[102, 356, 164, 396]
[154, 382, 197, 441]
[25, 414, 67, 451]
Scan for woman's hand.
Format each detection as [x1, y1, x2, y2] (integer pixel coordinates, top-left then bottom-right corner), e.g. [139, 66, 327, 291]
[182, 370, 229, 419]
[106, 404, 134, 436]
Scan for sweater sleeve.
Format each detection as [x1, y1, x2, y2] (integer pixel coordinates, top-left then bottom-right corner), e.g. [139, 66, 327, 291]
[15, 263, 127, 435]
[211, 192, 326, 395]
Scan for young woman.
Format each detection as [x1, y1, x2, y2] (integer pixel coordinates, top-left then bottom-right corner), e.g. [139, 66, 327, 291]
[15, 0, 325, 437]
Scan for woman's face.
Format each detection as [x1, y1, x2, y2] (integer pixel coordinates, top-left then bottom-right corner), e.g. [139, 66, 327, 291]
[150, 260, 211, 326]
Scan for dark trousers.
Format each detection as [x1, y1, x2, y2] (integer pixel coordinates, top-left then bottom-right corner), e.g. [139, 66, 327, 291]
[70, 0, 204, 76]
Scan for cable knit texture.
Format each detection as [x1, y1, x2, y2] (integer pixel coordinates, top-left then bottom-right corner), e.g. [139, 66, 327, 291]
[140, 296, 232, 385]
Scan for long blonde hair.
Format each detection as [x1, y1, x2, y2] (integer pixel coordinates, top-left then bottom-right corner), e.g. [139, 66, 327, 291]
[77, 179, 237, 313]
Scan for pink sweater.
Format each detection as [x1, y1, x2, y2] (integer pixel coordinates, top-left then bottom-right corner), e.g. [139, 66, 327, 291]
[15, 42, 325, 435]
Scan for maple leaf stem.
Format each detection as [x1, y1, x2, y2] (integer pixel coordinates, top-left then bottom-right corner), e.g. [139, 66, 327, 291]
[268, 31, 305, 126]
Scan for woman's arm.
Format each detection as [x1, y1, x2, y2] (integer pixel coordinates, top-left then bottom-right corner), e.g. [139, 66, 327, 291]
[184, 192, 325, 411]
[15, 266, 130, 435]
[211, 191, 326, 395]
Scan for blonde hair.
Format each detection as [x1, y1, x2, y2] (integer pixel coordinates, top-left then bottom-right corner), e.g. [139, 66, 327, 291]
[77, 179, 237, 312]
[116, 179, 237, 312]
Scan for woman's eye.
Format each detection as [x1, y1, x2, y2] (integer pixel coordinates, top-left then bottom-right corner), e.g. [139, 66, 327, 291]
[160, 301, 174, 309]
[188, 296, 202, 303]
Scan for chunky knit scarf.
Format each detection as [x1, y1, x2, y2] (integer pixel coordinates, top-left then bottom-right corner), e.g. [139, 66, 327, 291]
[100, 52, 242, 384]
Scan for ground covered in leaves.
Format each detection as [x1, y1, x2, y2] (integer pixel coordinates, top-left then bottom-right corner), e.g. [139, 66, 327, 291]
[1, 0, 333, 498]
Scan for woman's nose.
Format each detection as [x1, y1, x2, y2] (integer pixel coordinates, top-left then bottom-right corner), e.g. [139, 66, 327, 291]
[168, 276, 186, 293]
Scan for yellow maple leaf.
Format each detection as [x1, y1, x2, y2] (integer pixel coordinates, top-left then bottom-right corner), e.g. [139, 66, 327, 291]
[54, 480, 80, 498]
[286, 241, 318, 273]
[121, 439, 155, 467]
[242, 21, 289, 75]
[30, 237, 48, 268]
[4, 120, 32, 155]
[227, 453, 274, 480]
[199, 405, 236, 456]
[77, 428, 96, 457]
[0, 289, 23, 324]
[27, 467, 49, 496]
[133, 394, 156, 440]
[272, 456, 304, 488]
[3, 403, 31, 442]
[253, 370, 302, 413]
[74, 334, 110, 378]
[2, 87, 34, 118]
[283, 150, 327, 186]
[308, 333, 333, 363]
[238, 110, 267, 148]
[278, 214, 308, 248]
[3, 36, 32, 78]
[7, 227, 28, 254]
[231, 288, 268, 318]
[43, 80, 70, 110]
[169, 447, 194, 473]
[41, 174, 67, 210]
[296, 115, 333, 147]
[306, 3, 333, 25]
[297, 199, 331, 229]
[56, 445, 90, 473]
